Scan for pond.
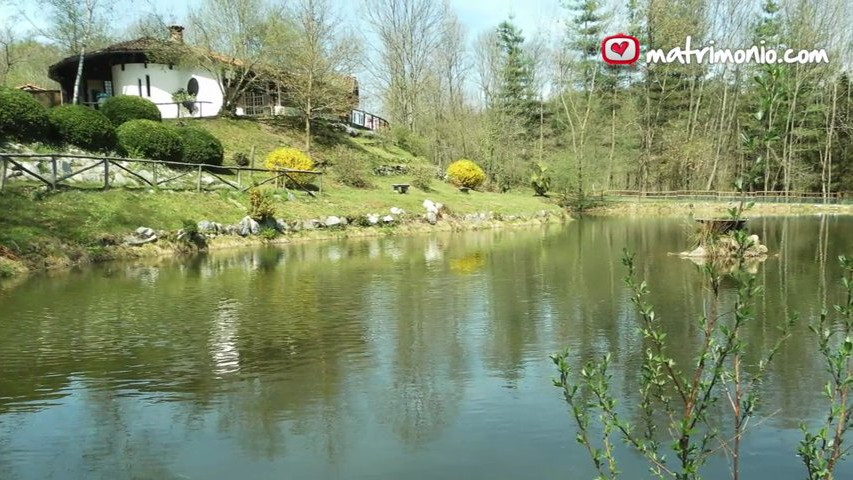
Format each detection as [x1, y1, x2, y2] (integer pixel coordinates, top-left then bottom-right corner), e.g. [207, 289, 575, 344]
[0, 216, 850, 479]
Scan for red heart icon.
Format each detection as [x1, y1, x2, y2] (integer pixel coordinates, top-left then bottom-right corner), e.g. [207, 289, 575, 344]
[610, 41, 629, 56]
[602, 34, 640, 65]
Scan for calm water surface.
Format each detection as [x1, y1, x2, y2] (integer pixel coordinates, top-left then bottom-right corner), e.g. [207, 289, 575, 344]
[1, 216, 851, 479]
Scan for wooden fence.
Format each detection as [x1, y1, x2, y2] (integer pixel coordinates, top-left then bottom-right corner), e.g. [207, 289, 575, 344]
[0, 153, 324, 195]
[595, 190, 853, 205]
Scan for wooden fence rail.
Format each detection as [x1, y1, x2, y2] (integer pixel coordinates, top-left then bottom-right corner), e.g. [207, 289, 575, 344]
[0, 153, 324, 196]
[595, 190, 853, 204]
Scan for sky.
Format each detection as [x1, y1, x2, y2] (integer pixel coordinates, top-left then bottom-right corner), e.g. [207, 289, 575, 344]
[3, 0, 565, 41]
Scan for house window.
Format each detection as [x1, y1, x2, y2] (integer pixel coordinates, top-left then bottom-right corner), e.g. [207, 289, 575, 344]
[187, 78, 199, 96]
[138, 79, 142, 97]
[145, 75, 151, 97]
[104, 81, 113, 97]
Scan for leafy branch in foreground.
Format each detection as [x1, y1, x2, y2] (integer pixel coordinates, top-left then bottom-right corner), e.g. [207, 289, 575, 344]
[799, 255, 853, 480]
[552, 191, 793, 479]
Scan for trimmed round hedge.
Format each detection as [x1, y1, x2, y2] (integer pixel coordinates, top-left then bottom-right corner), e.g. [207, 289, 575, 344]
[48, 104, 116, 152]
[174, 127, 224, 166]
[99, 95, 162, 126]
[0, 87, 51, 143]
[116, 119, 183, 163]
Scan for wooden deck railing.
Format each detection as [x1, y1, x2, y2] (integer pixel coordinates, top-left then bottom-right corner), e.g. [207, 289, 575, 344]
[0, 153, 324, 195]
[593, 190, 853, 204]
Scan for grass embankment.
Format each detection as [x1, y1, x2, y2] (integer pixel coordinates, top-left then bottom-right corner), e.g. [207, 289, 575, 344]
[588, 199, 853, 217]
[1, 117, 562, 277]
[0, 178, 561, 276]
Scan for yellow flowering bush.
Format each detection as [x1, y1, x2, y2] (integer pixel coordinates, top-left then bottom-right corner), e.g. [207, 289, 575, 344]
[265, 147, 315, 185]
[447, 159, 486, 189]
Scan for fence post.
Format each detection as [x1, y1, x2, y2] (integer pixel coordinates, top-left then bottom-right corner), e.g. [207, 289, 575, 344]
[319, 172, 323, 196]
[237, 169, 242, 189]
[104, 160, 110, 190]
[152, 162, 158, 189]
[249, 145, 256, 184]
[0, 156, 6, 192]
[51, 156, 57, 190]
[196, 164, 202, 192]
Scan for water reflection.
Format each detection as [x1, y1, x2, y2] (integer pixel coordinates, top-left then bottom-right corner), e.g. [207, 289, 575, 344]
[1, 218, 852, 479]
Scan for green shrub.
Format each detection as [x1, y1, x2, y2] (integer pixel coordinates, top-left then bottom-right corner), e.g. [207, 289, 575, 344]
[0, 87, 51, 142]
[391, 125, 428, 157]
[116, 119, 183, 162]
[248, 187, 276, 222]
[48, 104, 116, 152]
[233, 151, 250, 167]
[331, 148, 372, 188]
[411, 165, 435, 192]
[260, 226, 278, 240]
[99, 95, 161, 126]
[174, 127, 224, 166]
[530, 162, 551, 196]
[447, 159, 486, 189]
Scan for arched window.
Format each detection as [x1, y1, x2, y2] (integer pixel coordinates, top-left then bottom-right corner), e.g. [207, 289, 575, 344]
[187, 78, 199, 96]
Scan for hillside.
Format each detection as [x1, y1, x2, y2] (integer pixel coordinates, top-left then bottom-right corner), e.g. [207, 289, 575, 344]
[0, 118, 562, 276]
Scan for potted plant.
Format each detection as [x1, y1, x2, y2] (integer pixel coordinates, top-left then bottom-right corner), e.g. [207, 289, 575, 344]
[172, 88, 197, 116]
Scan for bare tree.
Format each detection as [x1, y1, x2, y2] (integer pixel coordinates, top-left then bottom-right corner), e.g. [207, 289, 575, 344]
[188, 0, 283, 115]
[0, 22, 20, 86]
[272, 0, 360, 151]
[363, 0, 449, 131]
[34, 0, 111, 104]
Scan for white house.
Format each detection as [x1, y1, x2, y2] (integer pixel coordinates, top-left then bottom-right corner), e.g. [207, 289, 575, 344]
[48, 26, 233, 119]
[47, 26, 382, 129]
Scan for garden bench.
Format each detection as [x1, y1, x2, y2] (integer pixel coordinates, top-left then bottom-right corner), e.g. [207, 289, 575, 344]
[392, 183, 410, 194]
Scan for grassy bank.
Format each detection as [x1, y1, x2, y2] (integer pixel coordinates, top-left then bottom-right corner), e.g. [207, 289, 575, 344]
[0, 178, 562, 276]
[587, 199, 853, 217]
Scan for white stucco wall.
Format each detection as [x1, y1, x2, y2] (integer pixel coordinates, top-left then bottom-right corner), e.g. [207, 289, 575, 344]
[110, 63, 223, 118]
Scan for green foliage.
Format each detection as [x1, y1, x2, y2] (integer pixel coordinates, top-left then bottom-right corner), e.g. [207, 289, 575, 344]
[248, 187, 276, 223]
[410, 165, 435, 192]
[116, 119, 183, 162]
[0, 87, 50, 143]
[530, 162, 551, 196]
[233, 151, 250, 167]
[799, 254, 853, 479]
[447, 159, 486, 189]
[391, 126, 428, 158]
[260, 226, 278, 240]
[48, 104, 116, 152]
[174, 127, 224, 166]
[557, 191, 604, 212]
[553, 196, 793, 479]
[99, 95, 162, 126]
[330, 147, 373, 188]
[180, 219, 199, 235]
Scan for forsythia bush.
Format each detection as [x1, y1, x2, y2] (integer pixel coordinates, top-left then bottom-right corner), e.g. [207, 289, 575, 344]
[447, 159, 486, 189]
[265, 147, 315, 185]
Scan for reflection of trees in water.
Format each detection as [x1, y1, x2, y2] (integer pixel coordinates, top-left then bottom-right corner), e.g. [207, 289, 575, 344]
[368, 256, 470, 447]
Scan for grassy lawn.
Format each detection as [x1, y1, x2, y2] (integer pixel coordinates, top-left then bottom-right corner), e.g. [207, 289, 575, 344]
[0, 178, 560, 267]
[0, 115, 562, 273]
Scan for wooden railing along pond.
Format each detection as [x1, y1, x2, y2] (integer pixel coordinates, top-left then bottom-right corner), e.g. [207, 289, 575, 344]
[0, 153, 324, 196]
